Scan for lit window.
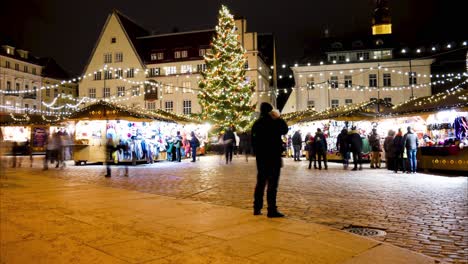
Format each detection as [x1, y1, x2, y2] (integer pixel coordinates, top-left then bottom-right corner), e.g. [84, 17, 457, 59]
[174, 51, 181, 58]
[89, 88, 96, 98]
[165, 83, 173, 94]
[103, 87, 110, 98]
[164, 66, 176, 75]
[199, 49, 208, 56]
[330, 76, 338, 88]
[115, 69, 123, 78]
[149, 68, 160, 77]
[117, 86, 125, 97]
[183, 100, 192, 115]
[165, 101, 174, 112]
[197, 64, 207, 72]
[131, 86, 140, 96]
[181, 65, 192, 73]
[331, 99, 339, 108]
[182, 81, 191, 90]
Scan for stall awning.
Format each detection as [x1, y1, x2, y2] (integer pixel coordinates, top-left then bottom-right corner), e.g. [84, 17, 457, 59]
[383, 88, 468, 118]
[66, 101, 166, 122]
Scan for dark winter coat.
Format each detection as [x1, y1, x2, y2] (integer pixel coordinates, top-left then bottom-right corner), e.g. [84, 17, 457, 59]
[393, 134, 405, 153]
[252, 115, 288, 160]
[348, 130, 363, 153]
[368, 132, 381, 151]
[292, 131, 302, 146]
[223, 130, 236, 146]
[384, 136, 395, 158]
[314, 132, 327, 151]
[336, 130, 349, 154]
[190, 136, 200, 148]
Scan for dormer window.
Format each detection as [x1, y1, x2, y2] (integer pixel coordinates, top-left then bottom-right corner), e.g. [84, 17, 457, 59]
[6, 48, 11, 55]
[151, 52, 164, 60]
[175, 50, 188, 59]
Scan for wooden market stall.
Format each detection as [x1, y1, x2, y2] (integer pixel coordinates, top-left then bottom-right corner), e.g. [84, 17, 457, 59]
[383, 88, 468, 172]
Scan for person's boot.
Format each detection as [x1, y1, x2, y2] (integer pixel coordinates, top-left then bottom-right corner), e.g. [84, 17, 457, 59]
[253, 209, 262, 215]
[267, 211, 285, 218]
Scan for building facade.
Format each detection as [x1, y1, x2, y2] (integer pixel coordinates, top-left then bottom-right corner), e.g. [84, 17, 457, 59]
[78, 10, 276, 115]
[0, 45, 78, 115]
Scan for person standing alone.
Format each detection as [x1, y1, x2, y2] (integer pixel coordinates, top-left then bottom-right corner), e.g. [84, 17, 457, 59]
[189, 131, 200, 162]
[252, 103, 288, 218]
[223, 127, 235, 164]
[292, 130, 302, 161]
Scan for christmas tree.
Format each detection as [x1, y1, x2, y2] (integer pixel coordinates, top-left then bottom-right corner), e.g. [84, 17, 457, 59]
[198, 5, 255, 133]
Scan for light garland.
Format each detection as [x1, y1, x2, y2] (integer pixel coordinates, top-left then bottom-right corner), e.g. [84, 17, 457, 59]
[9, 113, 30, 122]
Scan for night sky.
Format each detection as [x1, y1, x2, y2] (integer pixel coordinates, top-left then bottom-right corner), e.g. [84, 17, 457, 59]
[0, 0, 465, 77]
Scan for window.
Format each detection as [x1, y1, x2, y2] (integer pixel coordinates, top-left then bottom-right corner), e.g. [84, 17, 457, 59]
[149, 68, 160, 77]
[165, 83, 173, 94]
[181, 65, 192, 73]
[115, 69, 123, 78]
[344, 75, 352, 88]
[126, 68, 135, 78]
[182, 81, 191, 91]
[384, 97, 392, 103]
[357, 52, 369, 60]
[151, 52, 164, 60]
[25, 84, 28, 91]
[33, 105, 37, 110]
[25, 104, 29, 111]
[306, 77, 314, 89]
[369, 74, 377, 87]
[132, 86, 140, 96]
[46, 88, 50, 97]
[183, 100, 192, 115]
[104, 53, 112, 63]
[165, 101, 174, 112]
[179, 50, 188, 58]
[6, 81, 11, 91]
[244, 62, 249, 69]
[307, 100, 315, 109]
[164, 66, 176, 75]
[330, 55, 337, 61]
[370, 97, 377, 101]
[345, 99, 353, 105]
[15, 63, 19, 71]
[330, 76, 338, 88]
[5, 61, 10, 68]
[199, 48, 208, 56]
[147, 102, 156, 110]
[174, 51, 181, 58]
[54, 88, 58, 97]
[331, 99, 339, 108]
[89, 88, 96, 98]
[104, 70, 112, 79]
[197, 64, 207, 72]
[409, 72, 417, 85]
[111, 37, 116, 43]
[115, 52, 123, 62]
[24, 66, 28, 73]
[33, 86, 37, 95]
[103, 87, 110, 98]
[94, 72, 102, 80]
[16, 83, 20, 91]
[338, 55, 346, 62]
[32, 68, 36, 75]
[383, 73, 391, 86]
[117, 86, 125, 97]
[151, 53, 157, 60]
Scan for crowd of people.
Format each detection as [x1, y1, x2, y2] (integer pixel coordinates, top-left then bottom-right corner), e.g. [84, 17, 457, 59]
[287, 125, 420, 173]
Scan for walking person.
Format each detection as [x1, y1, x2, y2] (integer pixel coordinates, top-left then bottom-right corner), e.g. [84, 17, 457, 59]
[383, 130, 396, 170]
[223, 127, 235, 164]
[392, 128, 405, 173]
[174, 131, 182, 162]
[252, 103, 288, 218]
[239, 131, 251, 162]
[368, 128, 382, 169]
[314, 128, 328, 170]
[348, 126, 363, 171]
[105, 137, 114, 177]
[307, 135, 316, 169]
[189, 131, 200, 162]
[403, 126, 419, 173]
[292, 130, 302, 161]
[336, 128, 350, 169]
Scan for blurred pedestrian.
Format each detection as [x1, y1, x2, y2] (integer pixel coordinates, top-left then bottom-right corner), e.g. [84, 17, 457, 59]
[314, 128, 328, 170]
[189, 131, 200, 162]
[223, 127, 235, 164]
[292, 130, 302, 161]
[392, 128, 405, 173]
[105, 137, 114, 177]
[337, 128, 350, 169]
[307, 135, 316, 169]
[403, 126, 419, 173]
[174, 131, 182, 162]
[348, 126, 363, 171]
[383, 130, 395, 170]
[368, 128, 382, 169]
[252, 103, 288, 218]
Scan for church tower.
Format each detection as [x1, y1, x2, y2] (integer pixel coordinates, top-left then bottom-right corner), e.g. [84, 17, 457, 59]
[372, 0, 392, 35]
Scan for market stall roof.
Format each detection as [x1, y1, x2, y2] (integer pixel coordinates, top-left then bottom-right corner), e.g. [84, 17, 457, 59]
[0, 113, 65, 126]
[286, 99, 393, 125]
[66, 101, 169, 122]
[283, 109, 317, 124]
[384, 88, 468, 117]
[151, 109, 201, 124]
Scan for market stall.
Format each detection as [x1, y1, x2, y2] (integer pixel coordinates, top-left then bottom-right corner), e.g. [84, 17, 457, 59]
[384, 88, 468, 172]
[0, 113, 65, 154]
[285, 100, 394, 161]
[66, 101, 208, 165]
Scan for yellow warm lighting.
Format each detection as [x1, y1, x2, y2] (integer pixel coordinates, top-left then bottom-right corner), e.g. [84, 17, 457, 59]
[372, 24, 392, 35]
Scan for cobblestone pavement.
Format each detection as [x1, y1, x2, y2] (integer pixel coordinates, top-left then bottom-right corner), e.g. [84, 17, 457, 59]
[2, 155, 467, 263]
